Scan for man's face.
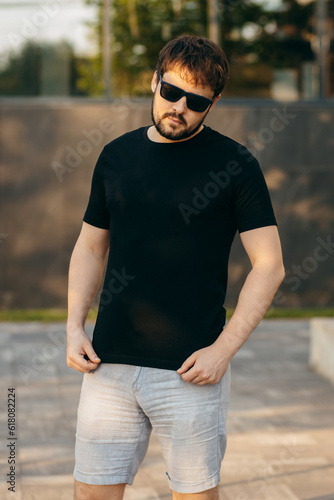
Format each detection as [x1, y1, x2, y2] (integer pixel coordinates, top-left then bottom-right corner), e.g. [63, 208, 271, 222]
[150, 69, 218, 142]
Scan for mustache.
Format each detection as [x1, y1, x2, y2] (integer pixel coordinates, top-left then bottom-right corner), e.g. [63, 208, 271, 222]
[162, 113, 187, 126]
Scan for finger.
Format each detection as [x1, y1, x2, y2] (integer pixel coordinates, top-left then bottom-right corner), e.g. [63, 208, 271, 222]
[81, 357, 100, 372]
[73, 360, 99, 373]
[177, 354, 196, 374]
[187, 375, 212, 385]
[83, 342, 101, 363]
[193, 378, 210, 386]
[181, 368, 213, 385]
[192, 375, 220, 385]
[183, 375, 203, 384]
[67, 352, 100, 373]
[180, 366, 198, 383]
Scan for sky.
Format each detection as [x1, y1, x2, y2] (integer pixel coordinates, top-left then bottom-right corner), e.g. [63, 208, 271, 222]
[0, 0, 98, 61]
[0, 0, 314, 64]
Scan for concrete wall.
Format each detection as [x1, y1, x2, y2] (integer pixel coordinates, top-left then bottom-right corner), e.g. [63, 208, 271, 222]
[309, 318, 334, 383]
[0, 99, 334, 309]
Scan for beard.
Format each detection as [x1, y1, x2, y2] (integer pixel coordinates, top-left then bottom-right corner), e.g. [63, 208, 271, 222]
[151, 93, 209, 141]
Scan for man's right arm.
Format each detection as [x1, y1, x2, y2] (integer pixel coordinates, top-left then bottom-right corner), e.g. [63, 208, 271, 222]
[66, 221, 110, 373]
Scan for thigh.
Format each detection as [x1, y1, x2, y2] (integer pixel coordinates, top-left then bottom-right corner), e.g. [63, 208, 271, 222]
[74, 364, 152, 486]
[137, 365, 231, 494]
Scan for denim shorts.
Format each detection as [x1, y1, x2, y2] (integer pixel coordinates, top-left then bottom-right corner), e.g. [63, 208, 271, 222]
[73, 363, 230, 494]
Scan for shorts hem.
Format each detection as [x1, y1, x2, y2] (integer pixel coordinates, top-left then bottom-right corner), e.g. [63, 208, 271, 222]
[73, 468, 135, 486]
[166, 471, 221, 494]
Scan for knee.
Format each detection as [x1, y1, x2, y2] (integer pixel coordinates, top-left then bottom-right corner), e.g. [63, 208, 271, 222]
[171, 485, 219, 500]
[74, 480, 126, 500]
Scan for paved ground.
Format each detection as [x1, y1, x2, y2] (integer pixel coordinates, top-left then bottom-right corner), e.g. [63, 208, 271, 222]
[0, 320, 333, 500]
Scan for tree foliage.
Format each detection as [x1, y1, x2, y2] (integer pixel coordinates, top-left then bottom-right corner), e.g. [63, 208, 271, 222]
[0, 0, 317, 98]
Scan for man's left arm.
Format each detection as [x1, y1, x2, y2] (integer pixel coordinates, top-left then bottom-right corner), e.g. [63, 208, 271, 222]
[177, 225, 285, 385]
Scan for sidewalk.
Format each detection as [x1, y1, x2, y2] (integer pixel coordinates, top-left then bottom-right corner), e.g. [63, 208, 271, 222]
[0, 320, 333, 500]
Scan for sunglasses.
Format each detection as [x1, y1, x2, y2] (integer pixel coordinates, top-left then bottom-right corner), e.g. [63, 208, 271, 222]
[159, 74, 214, 113]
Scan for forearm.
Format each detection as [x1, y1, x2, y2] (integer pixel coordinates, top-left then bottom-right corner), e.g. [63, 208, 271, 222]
[214, 264, 284, 360]
[67, 242, 107, 332]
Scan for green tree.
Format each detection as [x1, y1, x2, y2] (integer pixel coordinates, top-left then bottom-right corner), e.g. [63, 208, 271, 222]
[80, 0, 209, 96]
[219, 0, 316, 97]
[0, 42, 40, 96]
[0, 0, 317, 98]
[0, 40, 89, 97]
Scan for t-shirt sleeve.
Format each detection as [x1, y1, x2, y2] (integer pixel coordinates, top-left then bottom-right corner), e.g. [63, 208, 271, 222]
[232, 152, 277, 234]
[83, 149, 110, 230]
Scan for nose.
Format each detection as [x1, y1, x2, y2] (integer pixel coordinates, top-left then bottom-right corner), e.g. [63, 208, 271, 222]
[172, 96, 187, 114]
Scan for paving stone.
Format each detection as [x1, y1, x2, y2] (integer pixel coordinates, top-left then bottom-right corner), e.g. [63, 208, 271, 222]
[0, 320, 334, 499]
[220, 482, 301, 500]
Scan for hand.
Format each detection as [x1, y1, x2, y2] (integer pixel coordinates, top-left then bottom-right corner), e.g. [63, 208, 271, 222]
[177, 343, 229, 385]
[66, 325, 101, 373]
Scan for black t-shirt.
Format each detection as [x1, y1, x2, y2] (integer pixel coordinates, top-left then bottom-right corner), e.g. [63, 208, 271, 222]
[83, 125, 277, 370]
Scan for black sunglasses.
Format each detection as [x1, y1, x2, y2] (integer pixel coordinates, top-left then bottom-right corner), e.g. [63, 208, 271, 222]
[159, 74, 214, 113]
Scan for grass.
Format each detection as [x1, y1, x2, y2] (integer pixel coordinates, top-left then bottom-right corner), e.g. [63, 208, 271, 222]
[0, 308, 332, 322]
[0, 309, 97, 322]
[261, 308, 334, 319]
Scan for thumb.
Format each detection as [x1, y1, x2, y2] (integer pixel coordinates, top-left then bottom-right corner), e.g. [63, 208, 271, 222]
[84, 341, 101, 363]
[177, 352, 197, 374]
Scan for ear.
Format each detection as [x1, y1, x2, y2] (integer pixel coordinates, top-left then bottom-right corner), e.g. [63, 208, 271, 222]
[209, 93, 221, 111]
[151, 71, 158, 93]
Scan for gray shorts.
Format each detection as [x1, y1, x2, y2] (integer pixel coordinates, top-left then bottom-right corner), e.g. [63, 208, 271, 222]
[74, 363, 230, 494]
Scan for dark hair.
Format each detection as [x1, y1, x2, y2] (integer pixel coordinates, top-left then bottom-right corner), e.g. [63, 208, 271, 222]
[155, 35, 229, 96]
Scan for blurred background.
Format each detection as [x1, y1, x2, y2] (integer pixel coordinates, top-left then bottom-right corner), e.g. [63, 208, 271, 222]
[1, 4, 334, 499]
[0, 0, 333, 313]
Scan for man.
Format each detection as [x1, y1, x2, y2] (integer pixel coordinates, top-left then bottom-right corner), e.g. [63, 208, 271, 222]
[67, 35, 285, 500]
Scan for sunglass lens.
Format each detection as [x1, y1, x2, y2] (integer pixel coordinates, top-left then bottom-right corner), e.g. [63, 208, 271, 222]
[160, 80, 211, 112]
[161, 83, 183, 102]
[187, 96, 208, 112]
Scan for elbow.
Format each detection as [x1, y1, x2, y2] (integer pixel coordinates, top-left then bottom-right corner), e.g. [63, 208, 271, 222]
[277, 263, 286, 286]
[270, 260, 285, 288]
[254, 260, 285, 287]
